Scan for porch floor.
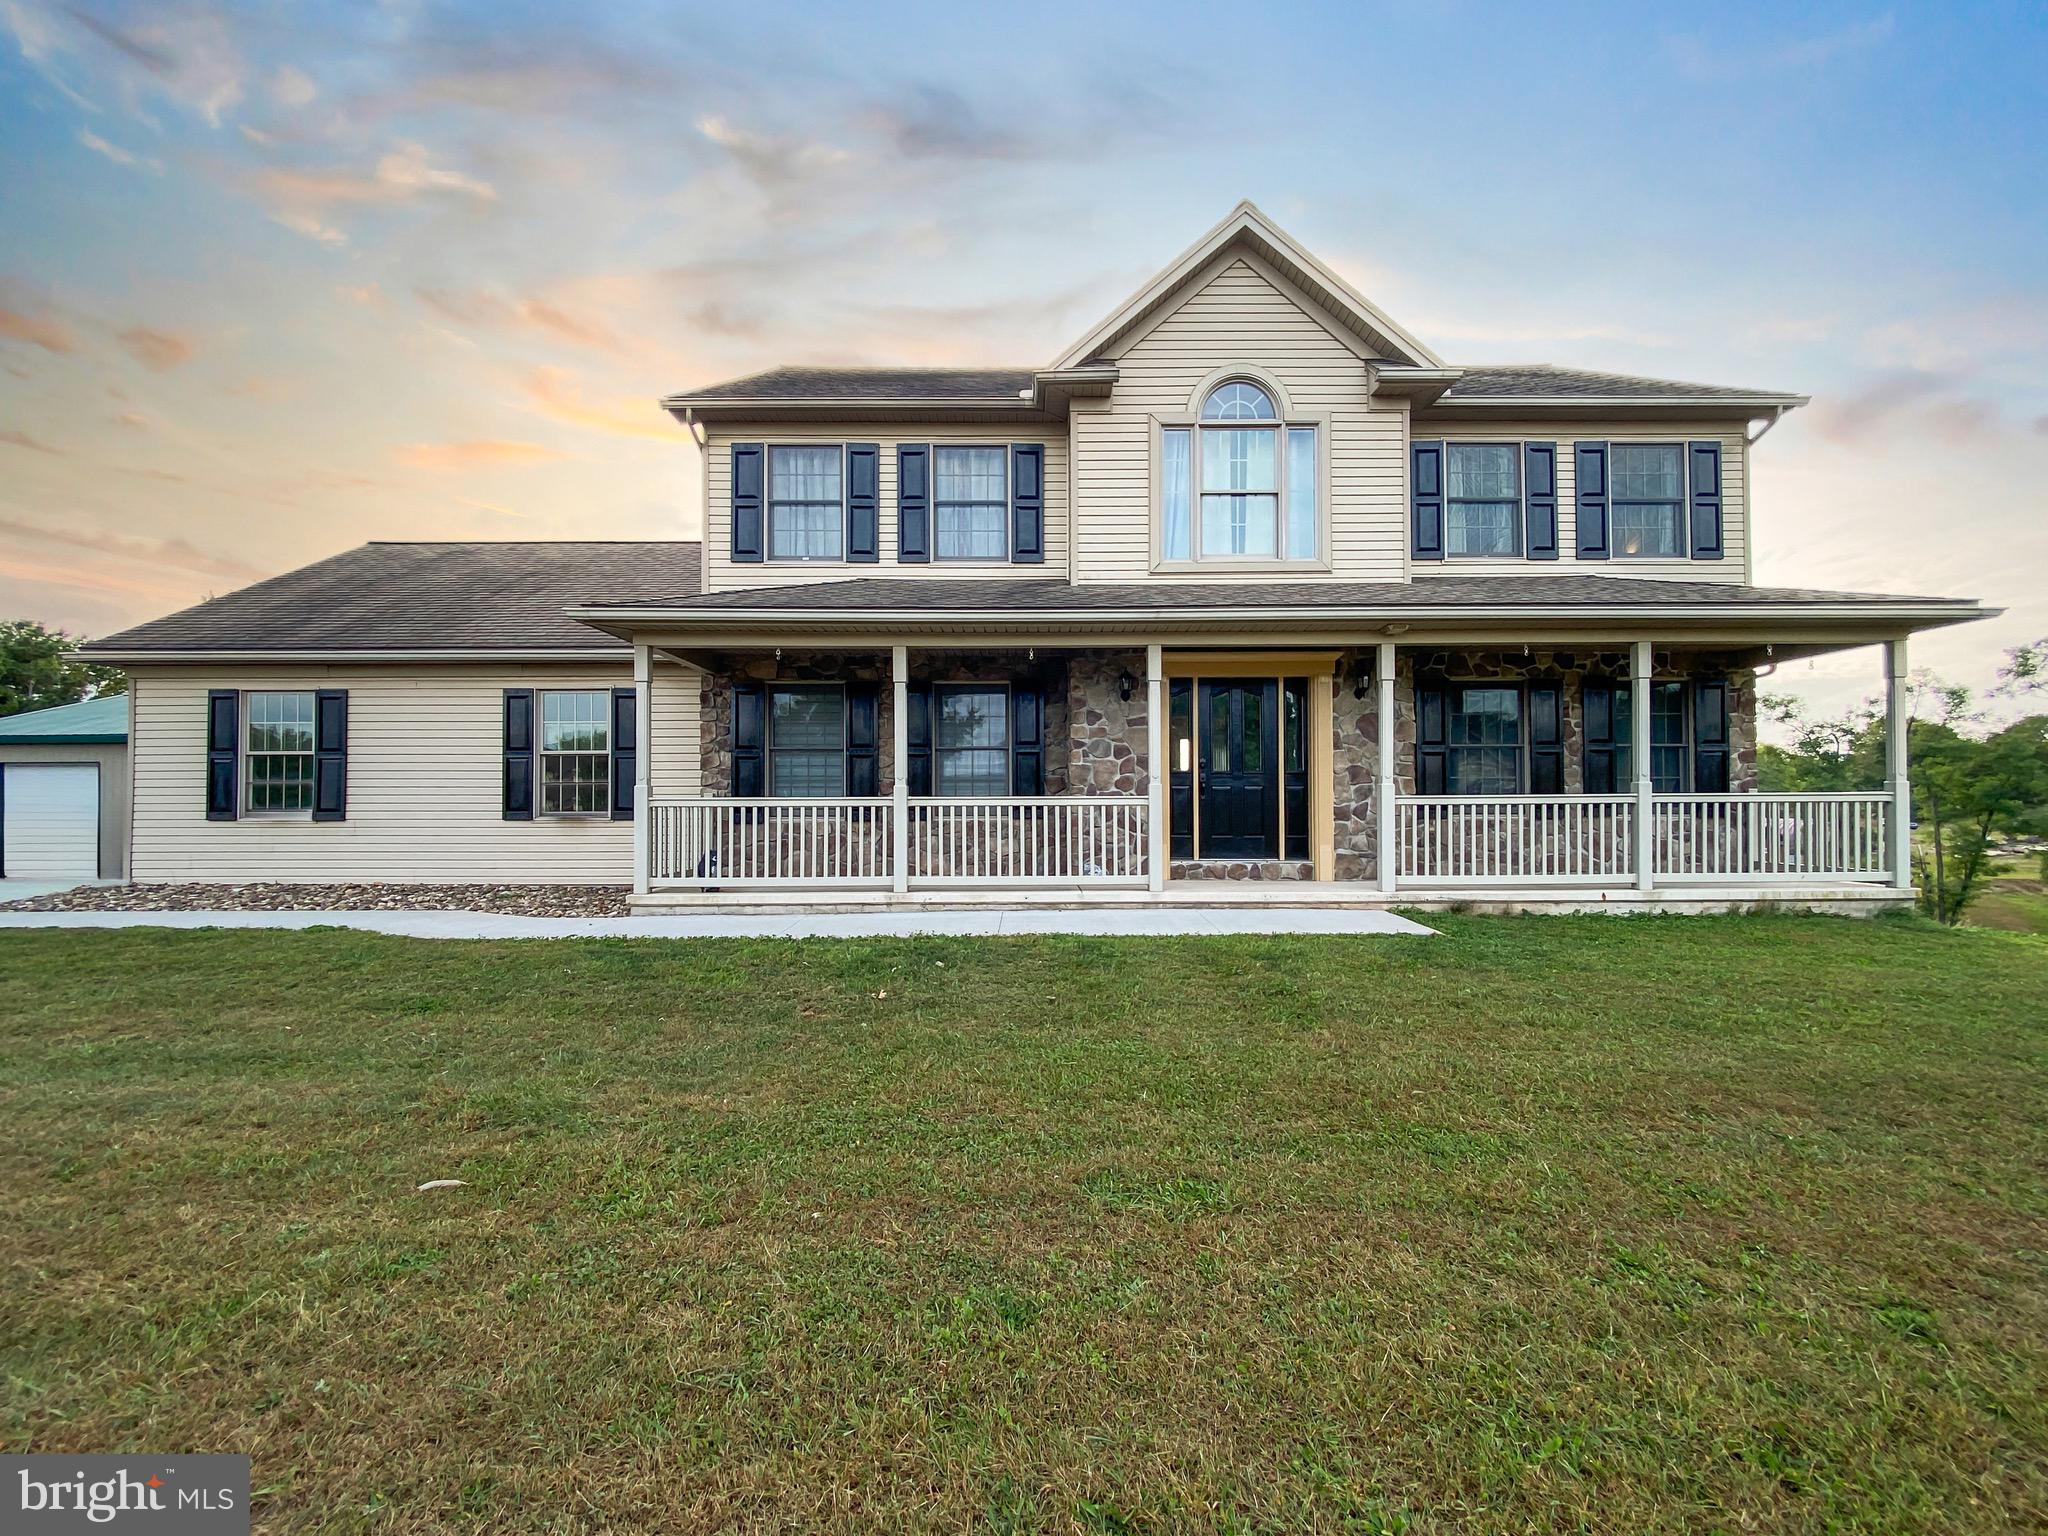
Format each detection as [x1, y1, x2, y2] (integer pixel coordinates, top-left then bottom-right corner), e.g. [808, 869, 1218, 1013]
[632, 882, 1916, 917]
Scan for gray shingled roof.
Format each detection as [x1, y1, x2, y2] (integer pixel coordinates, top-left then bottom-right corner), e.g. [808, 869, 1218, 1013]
[672, 366, 1037, 403]
[666, 362, 1800, 407]
[1437, 365, 1803, 403]
[86, 542, 701, 655]
[590, 574, 1961, 614]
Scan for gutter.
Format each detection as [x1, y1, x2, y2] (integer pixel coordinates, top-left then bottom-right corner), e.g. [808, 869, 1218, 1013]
[81, 648, 633, 665]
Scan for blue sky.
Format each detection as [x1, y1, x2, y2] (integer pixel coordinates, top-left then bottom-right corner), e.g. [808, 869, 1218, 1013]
[2, 0, 2043, 717]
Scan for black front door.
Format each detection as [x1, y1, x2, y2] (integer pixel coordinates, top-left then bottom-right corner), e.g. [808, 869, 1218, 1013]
[1198, 680, 1279, 858]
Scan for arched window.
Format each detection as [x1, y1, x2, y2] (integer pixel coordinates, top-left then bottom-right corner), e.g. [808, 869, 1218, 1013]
[1200, 381, 1278, 421]
[1162, 379, 1317, 562]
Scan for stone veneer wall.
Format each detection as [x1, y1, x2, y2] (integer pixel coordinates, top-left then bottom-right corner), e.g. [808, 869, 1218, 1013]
[1063, 651, 1150, 796]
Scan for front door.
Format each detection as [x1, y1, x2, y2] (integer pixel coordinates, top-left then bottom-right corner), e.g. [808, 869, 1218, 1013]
[1197, 680, 1279, 858]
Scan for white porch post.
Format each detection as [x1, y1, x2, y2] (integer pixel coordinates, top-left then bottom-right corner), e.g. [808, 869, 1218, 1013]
[1885, 636, 1912, 889]
[891, 644, 910, 894]
[632, 642, 651, 896]
[1375, 641, 1397, 895]
[1146, 642, 1166, 893]
[1632, 639, 1654, 892]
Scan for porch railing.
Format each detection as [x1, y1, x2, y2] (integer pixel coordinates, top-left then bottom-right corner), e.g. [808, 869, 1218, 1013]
[906, 796, 1148, 885]
[1650, 792, 1892, 882]
[645, 795, 1149, 888]
[1393, 792, 1893, 887]
[1395, 795, 1636, 886]
[647, 798, 894, 887]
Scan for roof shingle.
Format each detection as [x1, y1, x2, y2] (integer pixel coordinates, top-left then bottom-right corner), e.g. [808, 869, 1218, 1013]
[1435, 365, 1802, 403]
[85, 542, 701, 655]
[671, 366, 1037, 404]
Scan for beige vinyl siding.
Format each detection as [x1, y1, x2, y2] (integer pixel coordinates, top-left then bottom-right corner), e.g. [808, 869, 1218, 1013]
[131, 663, 700, 885]
[1415, 424, 1750, 583]
[1076, 254, 1404, 583]
[649, 660, 702, 800]
[701, 429, 1070, 592]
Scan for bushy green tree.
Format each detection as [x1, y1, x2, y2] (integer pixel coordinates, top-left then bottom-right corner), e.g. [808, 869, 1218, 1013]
[1913, 714, 2048, 924]
[0, 620, 126, 717]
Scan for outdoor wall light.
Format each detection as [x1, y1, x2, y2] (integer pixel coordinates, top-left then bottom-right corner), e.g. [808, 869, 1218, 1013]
[1118, 671, 1135, 703]
[1352, 657, 1373, 700]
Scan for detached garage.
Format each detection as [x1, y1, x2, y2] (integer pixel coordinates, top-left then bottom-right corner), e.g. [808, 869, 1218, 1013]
[0, 694, 128, 881]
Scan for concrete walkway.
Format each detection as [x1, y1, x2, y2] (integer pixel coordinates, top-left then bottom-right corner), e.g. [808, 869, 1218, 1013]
[0, 906, 1436, 941]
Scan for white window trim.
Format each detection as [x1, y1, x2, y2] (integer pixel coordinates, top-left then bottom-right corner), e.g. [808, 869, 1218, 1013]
[930, 680, 1014, 797]
[242, 688, 316, 818]
[538, 688, 613, 818]
[1607, 440, 1689, 562]
[1443, 441, 1525, 560]
[930, 445, 1011, 565]
[765, 442, 848, 564]
[765, 681, 848, 798]
[1150, 402, 1332, 574]
[1442, 680, 1530, 796]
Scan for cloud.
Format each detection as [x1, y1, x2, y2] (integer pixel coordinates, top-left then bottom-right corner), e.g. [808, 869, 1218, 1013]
[858, 75, 1182, 164]
[1810, 370, 2008, 448]
[50, 0, 247, 124]
[2035, 415, 2048, 437]
[0, 303, 77, 353]
[695, 115, 850, 190]
[252, 139, 497, 244]
[416, 287, 622, 353]
[77, 126, 161, 171]
[118, 325, 198, 370]
[268, 63, 314, 107]
[519, 367, 672, 440]
[0, 511, 269, 584]
[395, 439, 570, 470]
[1667, 14, 1896, 81]
[0, 428, 63, 454]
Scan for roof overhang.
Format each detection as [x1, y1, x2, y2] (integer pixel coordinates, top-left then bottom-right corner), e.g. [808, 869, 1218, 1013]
[664, 366, 1119, 425]
[83, 647, 630, 666]
[1415, 395, 1812, 424]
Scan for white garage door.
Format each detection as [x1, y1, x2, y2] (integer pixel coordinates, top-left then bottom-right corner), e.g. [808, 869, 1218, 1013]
[3, 763, 100, 879]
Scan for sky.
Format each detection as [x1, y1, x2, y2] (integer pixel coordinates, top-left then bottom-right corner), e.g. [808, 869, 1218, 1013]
[1, 0, 2044, 725]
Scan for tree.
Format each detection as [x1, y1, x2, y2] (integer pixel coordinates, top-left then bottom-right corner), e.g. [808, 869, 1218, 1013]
[0, 621, 127, 718]
[1996, 638, 2047, 697]
[1913, 714, 2048, 924]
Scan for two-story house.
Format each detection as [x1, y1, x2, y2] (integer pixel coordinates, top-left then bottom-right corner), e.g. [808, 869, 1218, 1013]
[81, 204, 1995, 910]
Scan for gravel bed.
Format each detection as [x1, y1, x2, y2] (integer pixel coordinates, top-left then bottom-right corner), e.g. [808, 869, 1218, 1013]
[0, 882, 633, 916]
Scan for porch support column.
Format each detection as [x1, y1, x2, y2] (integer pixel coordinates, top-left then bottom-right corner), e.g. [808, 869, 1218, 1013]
[892, 644, 910, 895]
[1885, 636, 1912, 889]
[632, 642, 651, 897]
[1632, 639, 1654, 892]
[1375, 641, 1397, 895]
[1146, 642, 1166, 892]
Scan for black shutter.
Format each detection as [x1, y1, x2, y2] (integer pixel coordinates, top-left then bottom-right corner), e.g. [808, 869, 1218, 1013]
[732, 682, 765, 797]
[898, 444, 930, 563]
[1688, 441, 1723, 559]
[502, 688, 534, 820]
[206, 688, 239, 820]
[1575, 442, 1609, 559]
[846, 444, 880, 563]
[1415, 678, 1449, 794]
[1011, 443, 1045, 564]
[311, 688, 348, 822]
[1010, 684, 1045, 795]
[1529, 682, 1563, 793]
[1583, 682, 1620, 795]
[906, 686, 933, 796]
[844, 682, 879, 796]
[731, 443, 765, 563]
[1525, 442, 1559, 561]
[1411, 439, 1444, 561]
[609, 687, 637, 821]
[1694, 680, 1731, 792]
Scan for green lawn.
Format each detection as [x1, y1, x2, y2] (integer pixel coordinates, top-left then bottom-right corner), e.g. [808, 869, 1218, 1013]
[2, 917, 2044, 1534]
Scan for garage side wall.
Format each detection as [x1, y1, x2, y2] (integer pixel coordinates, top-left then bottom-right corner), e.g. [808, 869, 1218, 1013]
[0, 742, 129, 879]
[128, 662, 700, 885]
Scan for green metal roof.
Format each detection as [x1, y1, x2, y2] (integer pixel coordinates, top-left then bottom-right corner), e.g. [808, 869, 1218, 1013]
[0, 693, 129, 743]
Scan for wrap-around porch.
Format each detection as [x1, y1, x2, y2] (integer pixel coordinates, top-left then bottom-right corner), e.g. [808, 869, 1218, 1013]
[625, 634, 1915, 906]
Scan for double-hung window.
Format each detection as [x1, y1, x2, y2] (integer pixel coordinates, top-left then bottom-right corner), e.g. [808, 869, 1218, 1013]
[1611, 682, 1690, 792]
[1610, 444, 1685, 558]
[933, 447, 1007, 561]
[1445, 444, 1521, 557]
[933, 685, 1009, 796]
[539, 690, 610, 814]
[245, 690, 315, 812]
[1446, 686, 1523, 794]
[1161, 381, 1318, 563]
[768, 445, 844, 560]
[767, 684, 846, 797]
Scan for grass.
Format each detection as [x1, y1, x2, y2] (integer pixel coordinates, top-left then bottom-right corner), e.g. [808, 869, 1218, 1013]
[1, 915, 2044, 1533]
[1966, 879, 2048, 936]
